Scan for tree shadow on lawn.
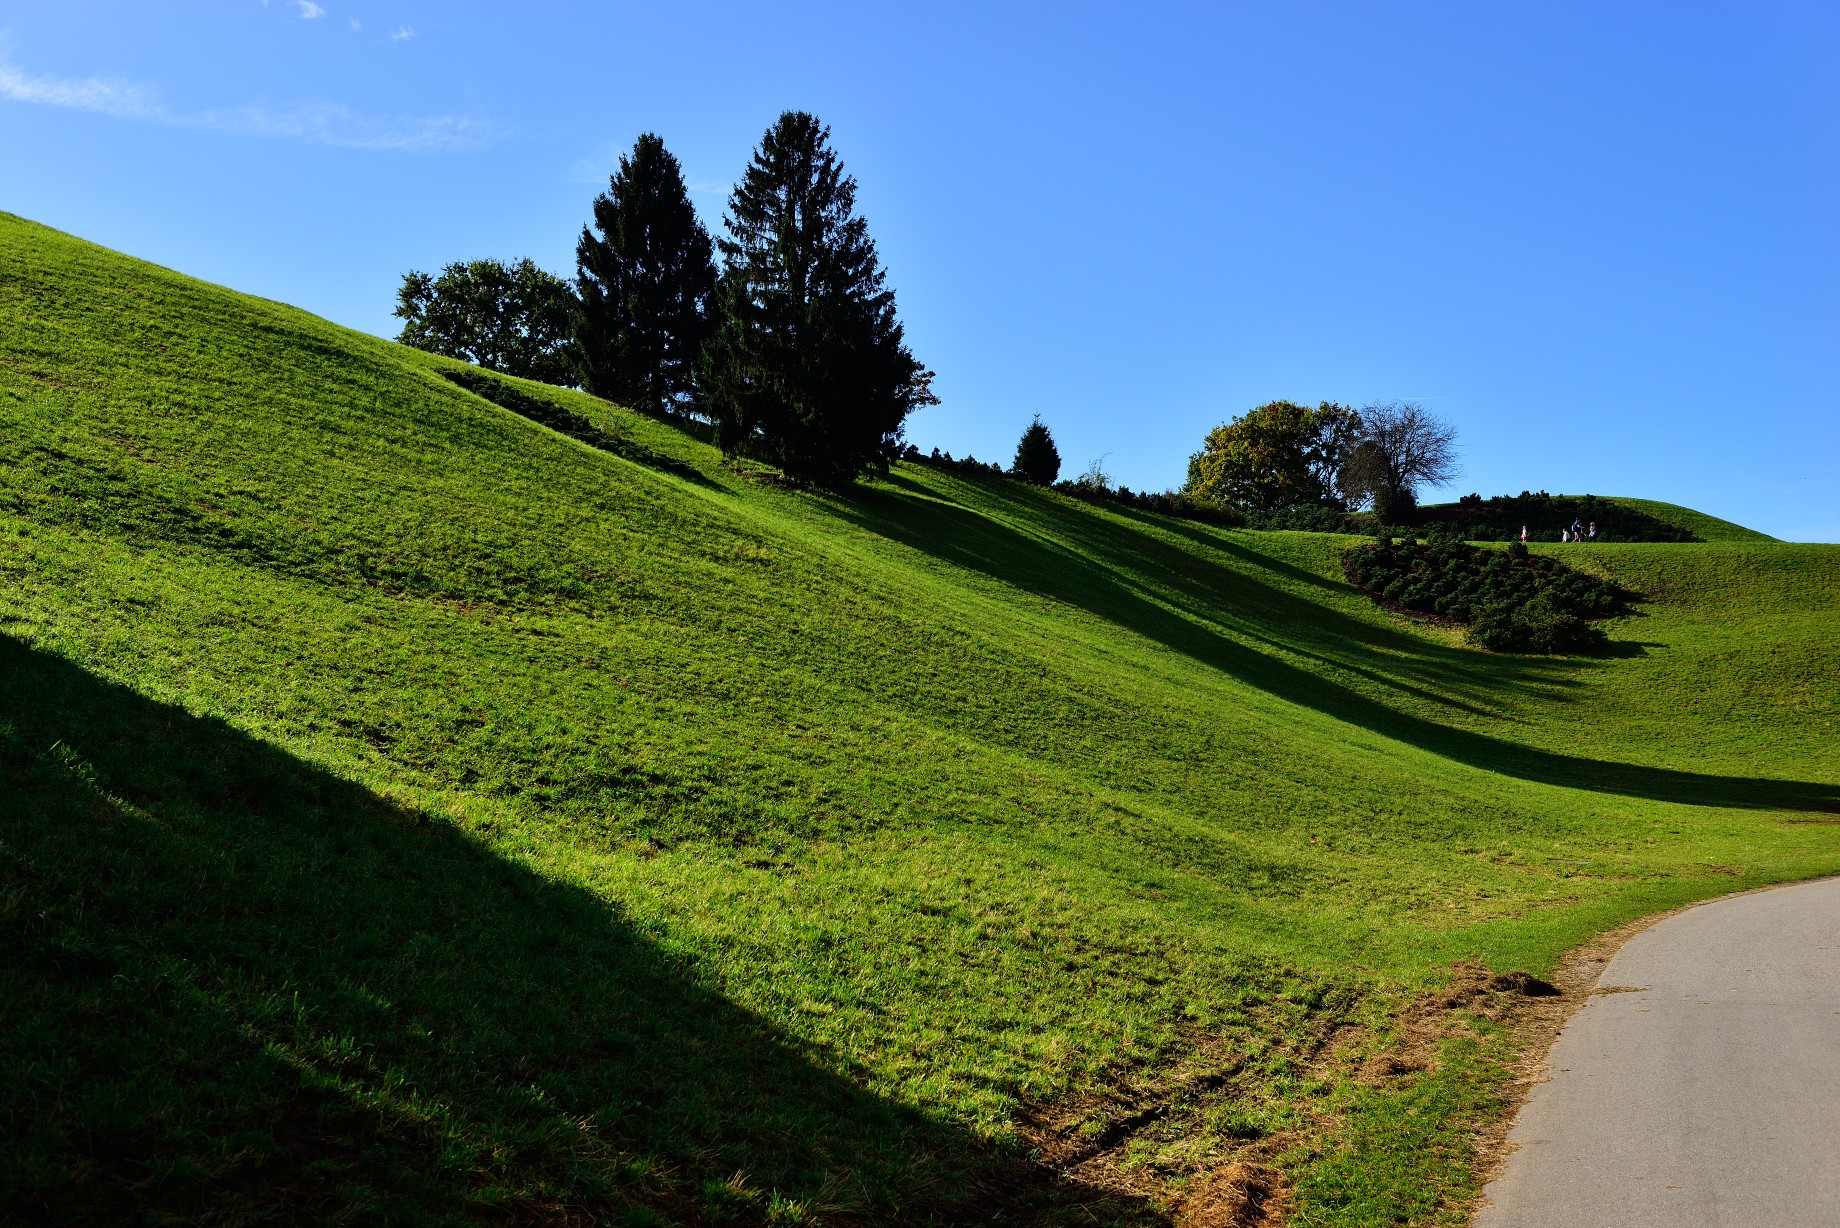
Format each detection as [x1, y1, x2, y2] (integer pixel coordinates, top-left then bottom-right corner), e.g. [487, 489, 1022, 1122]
[839, 476, 1840, 816]
[0, 634, 1159, 1227]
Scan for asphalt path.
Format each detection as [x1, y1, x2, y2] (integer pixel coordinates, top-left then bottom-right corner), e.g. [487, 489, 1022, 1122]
[1474, 875, 1840, 1228]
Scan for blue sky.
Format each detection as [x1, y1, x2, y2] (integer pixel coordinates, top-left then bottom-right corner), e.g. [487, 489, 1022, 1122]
[3, 2, 1835, 539]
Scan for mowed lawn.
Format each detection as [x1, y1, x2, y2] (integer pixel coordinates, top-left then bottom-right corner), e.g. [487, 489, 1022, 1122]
[2, 211, 1837, 1226]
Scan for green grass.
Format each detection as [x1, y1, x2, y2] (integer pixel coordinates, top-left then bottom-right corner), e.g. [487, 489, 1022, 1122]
[2, 210, 1836, 1225]
[1603, 496, 1778, 542]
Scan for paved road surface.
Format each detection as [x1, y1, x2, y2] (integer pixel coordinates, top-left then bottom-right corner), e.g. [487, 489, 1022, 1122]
[1474, 876, 1840, 1228]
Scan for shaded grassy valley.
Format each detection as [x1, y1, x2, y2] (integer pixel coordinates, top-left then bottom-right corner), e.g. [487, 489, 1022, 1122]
[2, 212, 1837, 1226]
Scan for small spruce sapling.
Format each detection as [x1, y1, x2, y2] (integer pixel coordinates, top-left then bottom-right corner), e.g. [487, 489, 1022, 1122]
[1012, 415, 1062, 485]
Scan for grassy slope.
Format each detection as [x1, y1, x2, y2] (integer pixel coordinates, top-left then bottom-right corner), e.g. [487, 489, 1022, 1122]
[2, 211, 1836, 1225]
[1417, 495, 1777, 542]
[1602, 496, 1779, 542]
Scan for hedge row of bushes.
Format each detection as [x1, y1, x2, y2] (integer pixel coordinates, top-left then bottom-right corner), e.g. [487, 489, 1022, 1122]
[1237, 494, 1693, 542]
[896, 449, 1686, 553]
[1050, 481, 1245, 525]
[1417, 491, 1696, 542]
[901, 446, 1246, 527]
[1342, 536, 1629, 653]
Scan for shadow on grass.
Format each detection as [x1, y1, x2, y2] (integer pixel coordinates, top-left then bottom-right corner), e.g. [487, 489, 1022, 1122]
[0, 635, 1159, 1226]
[840, 475, 1840, 816]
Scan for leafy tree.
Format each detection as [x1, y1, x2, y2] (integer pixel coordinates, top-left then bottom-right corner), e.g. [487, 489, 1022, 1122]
[1072, 456, 1112, 491]
[702, 111, 937, 487]
[1012, 415, 1062, 485]
[394, 258, 576, 385]
[574, 133, 718, 415]
[1189, 401, 1363, 511]
[1341, 402, 1461, 523]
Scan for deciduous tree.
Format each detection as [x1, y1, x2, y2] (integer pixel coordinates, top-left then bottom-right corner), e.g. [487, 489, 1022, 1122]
[394, 259, 576, 385]
[1341, 402, 1461, 523]
[1189, 401, 1363, 510]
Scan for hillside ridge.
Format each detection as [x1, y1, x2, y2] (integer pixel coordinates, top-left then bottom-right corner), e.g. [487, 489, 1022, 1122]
[3, 211, 1837, 1226]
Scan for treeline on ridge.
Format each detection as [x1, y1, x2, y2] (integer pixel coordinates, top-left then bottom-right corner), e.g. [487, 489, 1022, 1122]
[398, 115, 933, 490]
[394, 124, 1697, 551]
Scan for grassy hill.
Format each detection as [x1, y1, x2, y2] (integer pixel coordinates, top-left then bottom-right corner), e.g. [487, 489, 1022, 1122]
[2, 210, 1836, 1226]
[1599, 496, 1778, 543]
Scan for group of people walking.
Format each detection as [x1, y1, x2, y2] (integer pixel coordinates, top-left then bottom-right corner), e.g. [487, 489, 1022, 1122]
[1520, 520, 1597, 543]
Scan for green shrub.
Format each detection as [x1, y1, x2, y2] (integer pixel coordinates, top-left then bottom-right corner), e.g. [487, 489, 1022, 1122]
[1418, 491, 1697, 542]
[1342, 537, 1627, 653]
[1468, 592, 1608, 654]
[1242, 503, 1354, 532]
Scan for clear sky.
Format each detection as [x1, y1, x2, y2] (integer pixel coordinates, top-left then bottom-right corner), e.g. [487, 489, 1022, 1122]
[4, 2, 1835, 539]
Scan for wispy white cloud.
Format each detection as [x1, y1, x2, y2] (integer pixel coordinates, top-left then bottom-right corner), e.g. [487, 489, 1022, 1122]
[566, 149, 614, 184]
[195, 100, 505, 152]
[390, 26, 415, 41]
[0, 53, 506, 153]
[0, 59, 156, 120]
[296, 1, 325, 18]
[350, 18, 362, 32]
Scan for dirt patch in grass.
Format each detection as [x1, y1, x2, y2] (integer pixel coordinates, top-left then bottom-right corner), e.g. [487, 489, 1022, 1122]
[1016, 1031, 1299, 1225]
[1350, 963, 1558, 1089]
[1011, 960, 1607, 1227]
[1180, 1163, 1293, 1227]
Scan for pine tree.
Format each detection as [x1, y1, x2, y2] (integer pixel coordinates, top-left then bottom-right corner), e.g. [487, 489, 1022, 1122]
[1012, 415, 1062, 485]
[574, 134, 717, 415]
[702, 112, 937, 487]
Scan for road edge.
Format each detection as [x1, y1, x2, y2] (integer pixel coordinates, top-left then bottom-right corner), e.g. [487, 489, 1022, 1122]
[1460, 875, 1840, 1224]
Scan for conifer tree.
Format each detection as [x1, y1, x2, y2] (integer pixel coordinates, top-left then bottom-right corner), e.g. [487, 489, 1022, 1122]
[702, 112, 937, 487]
[574, 134, 717, 415]
[1012, 415, 1062, 485]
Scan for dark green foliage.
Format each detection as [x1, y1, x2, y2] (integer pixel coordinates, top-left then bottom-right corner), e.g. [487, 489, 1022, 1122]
[910, 445, 1006, 480]
[1420, 492, 1698, 543]
[1343, 537, 1629, 653]
[702, 112, 937, 487]
[574, 134, 719, 416]
[1012, 416, 1062, 485]
[1469, 591, 1609, 654]
[1264, 492, 1703, 543]
[902, 445, 1243, 526]
[395, 258, 577, 385]
[1243, 503, 1355, 532]
[1052, 480, 1246, 526]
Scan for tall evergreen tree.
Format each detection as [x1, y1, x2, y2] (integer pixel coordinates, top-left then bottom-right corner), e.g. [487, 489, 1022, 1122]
[574, 134, 717, 415]
[702, 112, 937, 487]
[1012, 415, 1062, 485]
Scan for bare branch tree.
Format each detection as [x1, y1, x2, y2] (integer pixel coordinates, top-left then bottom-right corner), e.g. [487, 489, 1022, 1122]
[1341, 402, 1460, 522]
